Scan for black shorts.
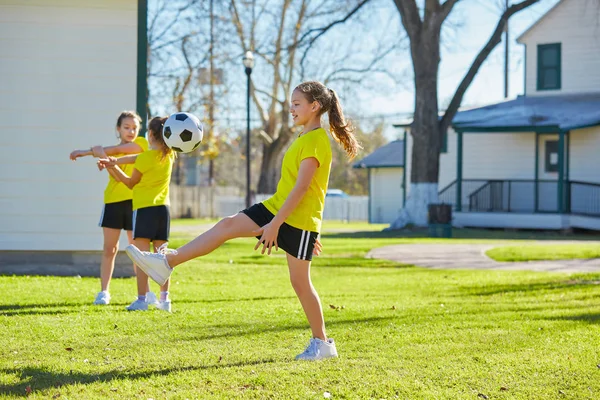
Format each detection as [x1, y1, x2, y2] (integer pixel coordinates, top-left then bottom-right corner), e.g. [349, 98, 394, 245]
[242, 203, 319, 261]
[133, 205, 170, 242]
[99, 200, 133, 231]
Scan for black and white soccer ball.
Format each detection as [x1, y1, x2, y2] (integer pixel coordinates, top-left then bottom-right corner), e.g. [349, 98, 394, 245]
[163, 112, 203, 153]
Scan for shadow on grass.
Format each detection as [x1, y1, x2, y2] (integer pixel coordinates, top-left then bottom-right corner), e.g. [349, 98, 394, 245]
[544, 312, 600, 324]
[179, 315, 398, 342]
[459, 278, 600, 297]
[0, 359, 276, 396]
[0, 303, 95, 317]
[321, 227, 600, 241]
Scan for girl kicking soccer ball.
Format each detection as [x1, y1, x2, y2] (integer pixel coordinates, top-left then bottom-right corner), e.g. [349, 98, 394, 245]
[98, 117, 175, 312]
[125, 81, 360, 359]
[69, 111, 152, 306]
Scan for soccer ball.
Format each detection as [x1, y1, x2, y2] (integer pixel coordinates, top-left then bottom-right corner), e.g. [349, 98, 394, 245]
[163, 112, 203, 153]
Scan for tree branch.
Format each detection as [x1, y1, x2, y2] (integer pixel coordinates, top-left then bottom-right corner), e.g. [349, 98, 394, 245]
[393, 0, 423, 40]
[440, 0, 540, 132]
[292, 0, 372, 50]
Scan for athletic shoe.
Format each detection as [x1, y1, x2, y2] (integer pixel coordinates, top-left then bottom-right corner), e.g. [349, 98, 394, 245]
[126, 299, 148, 311]
[145, 291, 159, 305]
[93, 291, 110, 305]
[156, 300, 172, 313]
[125, 244, 173, 286]
[295, 338, 338, 361]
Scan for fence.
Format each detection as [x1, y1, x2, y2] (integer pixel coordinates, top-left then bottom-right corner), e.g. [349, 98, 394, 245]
[169, 184, 369, 221]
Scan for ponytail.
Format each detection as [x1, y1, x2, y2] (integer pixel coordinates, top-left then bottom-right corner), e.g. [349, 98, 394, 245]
[327, 89, 361, 159]
[148, 117, 172, 161]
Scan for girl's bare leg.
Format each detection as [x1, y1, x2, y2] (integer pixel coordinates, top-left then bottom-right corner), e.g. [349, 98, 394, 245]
[286, 253, 327, 341]
[100, 228, 121, 292]
[167, 213, 260, 268]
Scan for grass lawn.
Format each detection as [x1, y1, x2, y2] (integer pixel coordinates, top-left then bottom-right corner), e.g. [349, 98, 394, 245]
[1, 224, 600, 398]
[487, 244, 600, 262]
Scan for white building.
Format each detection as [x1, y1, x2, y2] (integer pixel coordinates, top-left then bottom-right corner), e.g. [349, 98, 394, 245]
[361, 0, 600, 230]
[0, 1, 147, 267]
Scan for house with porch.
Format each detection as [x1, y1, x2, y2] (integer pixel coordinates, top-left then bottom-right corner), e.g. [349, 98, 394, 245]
[360, 0, 600, 230]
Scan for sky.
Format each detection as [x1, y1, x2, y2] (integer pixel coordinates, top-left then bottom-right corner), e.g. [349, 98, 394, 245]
[361, 0, 561, 138]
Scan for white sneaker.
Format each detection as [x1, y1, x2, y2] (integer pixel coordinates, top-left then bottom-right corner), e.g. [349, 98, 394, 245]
[295, 338, 338, 361]
[93, 291, 110, 305]
[126, 299, 148, 311]
[156, 299, 172, 312]
[125, 244, 173, 286]
[145, 292, 158, 305]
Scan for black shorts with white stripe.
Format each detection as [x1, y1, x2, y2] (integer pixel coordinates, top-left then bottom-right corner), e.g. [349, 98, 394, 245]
[242, 203, 319, 261]
[99, 200, 133, 231]
[133, 205, 170, 242]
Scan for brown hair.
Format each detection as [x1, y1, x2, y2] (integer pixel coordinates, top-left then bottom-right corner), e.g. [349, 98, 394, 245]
[294, 81, 361, 159]
[148, 116, 172, 160]
[116, 110, 142, 129]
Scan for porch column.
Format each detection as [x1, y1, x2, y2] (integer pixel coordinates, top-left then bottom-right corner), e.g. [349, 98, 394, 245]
[557, 130, 565, 213]
[456, 130, 463, 212]
[566, 131, 570, 213]
[402, 130, 407, 207]
[534, 132, 539, 212]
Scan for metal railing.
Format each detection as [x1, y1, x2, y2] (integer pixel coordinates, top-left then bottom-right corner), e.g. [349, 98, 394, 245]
[439, 179, 600, 217]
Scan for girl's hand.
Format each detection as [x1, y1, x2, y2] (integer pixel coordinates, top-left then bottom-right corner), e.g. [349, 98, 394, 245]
[69, 150, 84, 160]
[313, 237, 323, 256]
[98, 157, 117, 169]
[253, 221, 280, 255]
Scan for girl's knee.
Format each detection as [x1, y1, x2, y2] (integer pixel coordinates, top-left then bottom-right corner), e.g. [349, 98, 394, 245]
[103, 244, 118, 256]
[290, 274, 310, 294]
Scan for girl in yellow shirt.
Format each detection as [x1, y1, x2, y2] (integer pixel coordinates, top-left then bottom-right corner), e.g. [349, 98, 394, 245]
[126, 82, 360, 359]
[69, 111, 150, 306]
[98, 117, 175, 312]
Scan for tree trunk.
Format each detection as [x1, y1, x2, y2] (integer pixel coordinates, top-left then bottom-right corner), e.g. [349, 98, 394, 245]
[390, 29, 441, 228]
[257, 142, 282, 194]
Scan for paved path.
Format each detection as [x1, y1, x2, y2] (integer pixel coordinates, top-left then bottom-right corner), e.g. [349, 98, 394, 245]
[366, 241, 600, 273]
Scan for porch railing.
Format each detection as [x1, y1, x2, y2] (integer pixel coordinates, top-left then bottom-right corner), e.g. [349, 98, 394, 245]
[438, 179, 600, 217]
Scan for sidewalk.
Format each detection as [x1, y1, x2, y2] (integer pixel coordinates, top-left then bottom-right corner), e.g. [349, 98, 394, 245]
[366, 242, 600, 273]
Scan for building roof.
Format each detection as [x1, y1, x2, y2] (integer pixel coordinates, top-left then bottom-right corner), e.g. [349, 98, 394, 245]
[393, 93, 600, 133]
[353, 140, 405, 169]
[516, 0, 565, 43]
[452, 93, 600, 132]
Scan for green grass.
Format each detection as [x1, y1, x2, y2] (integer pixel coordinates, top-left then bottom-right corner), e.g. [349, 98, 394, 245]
[487, 244, 600, 262]
[2, 226, 600, 398]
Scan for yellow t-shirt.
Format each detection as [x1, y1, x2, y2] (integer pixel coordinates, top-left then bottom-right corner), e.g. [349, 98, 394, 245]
[104, 136, 148, 204]
[263, 128, 332, 233]
[132, 149, 174, 210]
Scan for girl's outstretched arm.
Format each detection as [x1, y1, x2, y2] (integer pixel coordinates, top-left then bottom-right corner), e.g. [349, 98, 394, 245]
[94, 142, 145, 157]
[70, 142, 145, 161]
[254, 157, 319, 255]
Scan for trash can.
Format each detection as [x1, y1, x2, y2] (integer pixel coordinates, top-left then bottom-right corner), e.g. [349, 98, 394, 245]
[428, 203, 452, 238]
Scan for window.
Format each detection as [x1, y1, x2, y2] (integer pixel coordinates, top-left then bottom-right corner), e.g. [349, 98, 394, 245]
[545, 140, 559, 173]
[537, 43, 561, 90]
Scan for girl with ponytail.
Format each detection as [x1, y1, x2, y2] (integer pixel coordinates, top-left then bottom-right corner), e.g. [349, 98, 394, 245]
[125, 82, 360, 360]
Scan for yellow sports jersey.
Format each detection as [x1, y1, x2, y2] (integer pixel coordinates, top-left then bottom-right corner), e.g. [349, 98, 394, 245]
[104, 136, 148, 204]
[132, 149, 174, 210]
[263, 127, 332, 233]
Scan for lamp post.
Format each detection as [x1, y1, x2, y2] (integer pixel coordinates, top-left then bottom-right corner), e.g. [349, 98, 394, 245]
[243, 51, 254, 209]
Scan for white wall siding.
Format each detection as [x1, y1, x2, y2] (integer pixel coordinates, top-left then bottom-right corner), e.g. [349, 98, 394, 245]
[369, 168, 404, 224]
[520, 0, 600, 96]
[569, 127, 600, 184]
[0, 1, 137, 250]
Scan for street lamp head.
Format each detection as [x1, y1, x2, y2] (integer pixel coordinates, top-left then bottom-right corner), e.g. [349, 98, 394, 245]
[243, 51, 254, 70]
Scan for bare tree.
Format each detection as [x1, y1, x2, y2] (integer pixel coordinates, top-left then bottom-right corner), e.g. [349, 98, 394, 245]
[389, 0, 540, 228]
[230, 0, 403, 194]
